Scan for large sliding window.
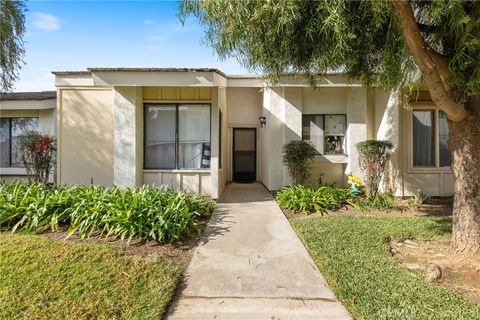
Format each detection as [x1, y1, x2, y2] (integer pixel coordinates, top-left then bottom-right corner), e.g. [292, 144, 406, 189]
[144, 104, 211, 170]
[302, 114, 347, 155]
[412, 109, 451, 168]
[1, 117, 39, 167]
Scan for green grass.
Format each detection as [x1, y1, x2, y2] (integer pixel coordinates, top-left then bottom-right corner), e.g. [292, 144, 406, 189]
[292, 216, 480, 319]
[0, 233, 182, 320]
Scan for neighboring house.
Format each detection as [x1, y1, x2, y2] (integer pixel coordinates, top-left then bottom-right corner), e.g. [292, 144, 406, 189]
[0, 91, 56, 181]
[0, 68, 452, 198]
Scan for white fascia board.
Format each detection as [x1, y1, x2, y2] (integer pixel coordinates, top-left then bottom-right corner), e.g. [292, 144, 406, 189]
[276, 75, 363, 87]
[0, 99, 56, 110]
[91, 71, 219, 87]
[227, 77, 263, 87]
[55, 74, 95, 87]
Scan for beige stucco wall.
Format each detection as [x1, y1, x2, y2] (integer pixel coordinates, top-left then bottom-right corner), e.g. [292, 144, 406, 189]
[57, 88, 114, 186]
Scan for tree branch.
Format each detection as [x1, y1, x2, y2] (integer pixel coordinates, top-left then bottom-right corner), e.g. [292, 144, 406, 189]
[390, 0, 468, 122]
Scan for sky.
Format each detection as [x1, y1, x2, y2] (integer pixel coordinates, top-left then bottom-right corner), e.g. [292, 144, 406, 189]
[14, 0, 249, 91]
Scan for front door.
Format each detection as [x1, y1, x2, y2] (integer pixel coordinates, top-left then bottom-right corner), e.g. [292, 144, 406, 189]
[233, 128, 256, 183]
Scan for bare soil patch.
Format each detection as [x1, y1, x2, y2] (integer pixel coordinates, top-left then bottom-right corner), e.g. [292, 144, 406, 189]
[391, 238, 480, 304]
[41, 216, 210, 269]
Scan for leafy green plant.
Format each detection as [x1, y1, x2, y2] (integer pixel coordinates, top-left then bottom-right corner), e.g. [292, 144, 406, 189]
[0, 182, 215, 243]
[18, 131, 56, 184]
[353, 193, 404, 212]
[356, 140, 394, 197]
[276, 185, 354, 214]
[282, 140, 317, 185]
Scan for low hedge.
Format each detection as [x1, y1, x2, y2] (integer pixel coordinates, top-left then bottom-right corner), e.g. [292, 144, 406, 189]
[0, 182, 215, 242]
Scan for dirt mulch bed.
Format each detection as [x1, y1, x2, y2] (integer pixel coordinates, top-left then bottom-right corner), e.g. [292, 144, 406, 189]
[40, 216, 210, 269]
[282, 197, 453, 221]
[391, 238, 480, 304]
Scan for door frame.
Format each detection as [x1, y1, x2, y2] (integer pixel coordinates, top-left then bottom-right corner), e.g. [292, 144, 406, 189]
[232, 127, 257, 183]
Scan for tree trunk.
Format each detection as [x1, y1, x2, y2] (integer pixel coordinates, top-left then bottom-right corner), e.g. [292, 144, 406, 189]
[449, 99, 480, 256]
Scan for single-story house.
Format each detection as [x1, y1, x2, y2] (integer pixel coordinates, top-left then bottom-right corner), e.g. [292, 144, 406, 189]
[0, 91, 56, 180]
[1, 68, 452, 198]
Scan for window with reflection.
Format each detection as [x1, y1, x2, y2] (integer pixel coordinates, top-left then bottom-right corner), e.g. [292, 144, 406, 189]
[0, 117, 39, 167]
[144, 104, 211, 169]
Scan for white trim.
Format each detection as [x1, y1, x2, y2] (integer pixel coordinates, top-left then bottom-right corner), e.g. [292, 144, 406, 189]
[0, 168, 27, 175]
[143, 169, 211, 174]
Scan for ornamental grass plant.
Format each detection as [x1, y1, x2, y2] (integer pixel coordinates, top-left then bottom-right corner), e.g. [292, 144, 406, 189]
[0, 182, 214, 242]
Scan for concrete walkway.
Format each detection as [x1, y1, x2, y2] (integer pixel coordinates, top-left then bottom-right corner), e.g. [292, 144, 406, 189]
[166, 183, 351, 320]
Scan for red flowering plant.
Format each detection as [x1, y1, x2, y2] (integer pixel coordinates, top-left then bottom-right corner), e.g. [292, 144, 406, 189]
[18, 131, 56, 184]
[355, 140, 394, 198]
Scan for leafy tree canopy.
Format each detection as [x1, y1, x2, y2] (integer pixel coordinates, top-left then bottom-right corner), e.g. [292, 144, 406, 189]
[0, 0, 27, 92]
[180, 0, 480, 99]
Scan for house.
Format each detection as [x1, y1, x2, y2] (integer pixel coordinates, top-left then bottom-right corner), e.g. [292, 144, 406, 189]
[1, 68, 453, 198]
[0, 91, 56, 180]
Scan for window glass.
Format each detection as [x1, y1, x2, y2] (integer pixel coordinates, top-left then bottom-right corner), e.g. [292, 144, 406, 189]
[302, 115, 324, 153]
[178, 105, 210, 169]
[439, 111, 451, 167]
[11, 118, 38, 167]
[0, 119, 10, 167]
[144, 105, 176, 169]
[413, 110, 435, 166]
[324, 115, 346, 155]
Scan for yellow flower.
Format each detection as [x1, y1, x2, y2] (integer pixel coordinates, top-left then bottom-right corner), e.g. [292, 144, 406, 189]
[348, 174, 361, 187]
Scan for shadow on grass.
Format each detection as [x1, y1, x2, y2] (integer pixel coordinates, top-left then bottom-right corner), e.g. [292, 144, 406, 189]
[425, 217, 452, 237]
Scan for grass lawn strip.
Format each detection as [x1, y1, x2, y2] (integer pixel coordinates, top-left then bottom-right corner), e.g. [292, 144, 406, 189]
[0, 233, 182, 320]
[292, 216, 480, 320]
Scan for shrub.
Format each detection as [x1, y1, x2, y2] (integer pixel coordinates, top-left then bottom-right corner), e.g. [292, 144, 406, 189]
[18, 131, 56, 184]
[282, 140, 317, 185]
[353, 193, 404, 212]
[356, 140, 394, 197]
[276, 185, 354, 214]
[0, 182, 215, 242]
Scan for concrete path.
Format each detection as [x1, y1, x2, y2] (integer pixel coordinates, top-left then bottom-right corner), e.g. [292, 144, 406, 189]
[166, 183, 351, 320]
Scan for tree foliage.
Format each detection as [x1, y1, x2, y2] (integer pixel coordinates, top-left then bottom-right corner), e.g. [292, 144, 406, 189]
[179, 0, 480, 100]
[0, 0, 26, 92]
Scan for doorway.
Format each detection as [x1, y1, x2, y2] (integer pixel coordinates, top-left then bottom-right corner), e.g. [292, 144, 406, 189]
[232, 128, 256, 183]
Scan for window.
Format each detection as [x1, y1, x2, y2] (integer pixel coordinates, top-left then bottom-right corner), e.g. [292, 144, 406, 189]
[302, 114, 346, 155]
[0, 117, 39, 167]
[144, 104, 211, 169]
[412, 109, 451, 168]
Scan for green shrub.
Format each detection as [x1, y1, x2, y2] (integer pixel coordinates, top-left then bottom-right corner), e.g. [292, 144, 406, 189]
[282, 140, 317, 185]
[0, 182, 215, 242]
[353, 193, 404, 212]
[276, 185, 354, 214]
[356, 140, 394, 197]
[18, 131, 56, 184]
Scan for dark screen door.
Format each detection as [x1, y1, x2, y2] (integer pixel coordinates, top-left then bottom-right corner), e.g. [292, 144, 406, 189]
[233, 128, 256, 183]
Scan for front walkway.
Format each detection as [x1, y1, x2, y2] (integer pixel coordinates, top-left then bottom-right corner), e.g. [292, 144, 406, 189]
[166, 183, 351, 320]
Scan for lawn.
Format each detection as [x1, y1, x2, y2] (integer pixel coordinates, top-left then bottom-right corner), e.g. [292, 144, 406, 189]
[0, 233, 182, 320]
[291, 215, 480, 320]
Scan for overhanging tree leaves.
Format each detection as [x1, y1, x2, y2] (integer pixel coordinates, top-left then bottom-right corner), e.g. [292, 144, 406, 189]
[0, 0, 27, 92]
[180, 0, 480, 255]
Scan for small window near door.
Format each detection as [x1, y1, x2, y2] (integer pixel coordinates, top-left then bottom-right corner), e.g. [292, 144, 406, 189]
[412, 109, 451, 168]
[302, 114, 346, 155]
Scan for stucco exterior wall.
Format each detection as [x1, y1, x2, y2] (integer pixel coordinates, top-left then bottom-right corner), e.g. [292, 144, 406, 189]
[57, 88, 114, 186]
[113, 87, 143, 188]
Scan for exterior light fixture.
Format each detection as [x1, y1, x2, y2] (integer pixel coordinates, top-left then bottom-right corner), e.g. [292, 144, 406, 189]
[259, 116, 266, 127]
